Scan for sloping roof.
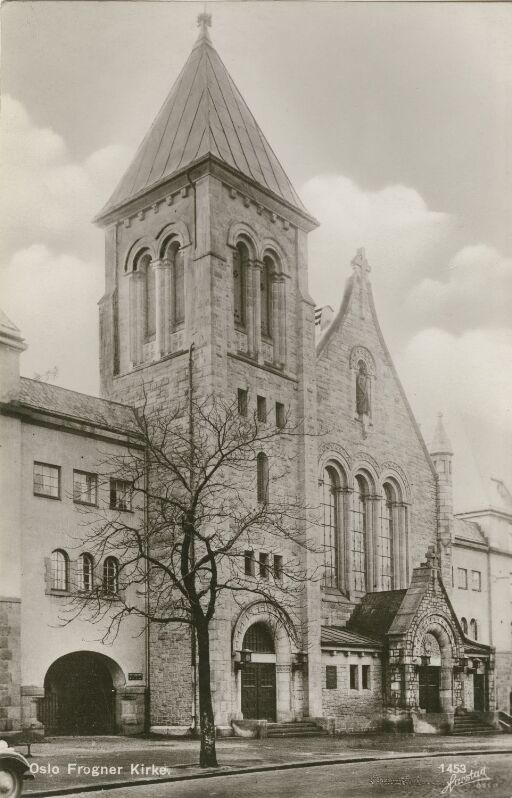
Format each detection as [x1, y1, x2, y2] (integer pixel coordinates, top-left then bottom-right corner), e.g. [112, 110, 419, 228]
[346, 590, 407, 642]
[453, 516, 487, 547]
[16, 378, 136, 432]
[98, 25, 308, 219]
[321, 626, 382, 649]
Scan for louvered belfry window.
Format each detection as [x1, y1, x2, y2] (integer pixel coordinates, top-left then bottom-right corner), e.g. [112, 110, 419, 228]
[233, 242, 248, 327]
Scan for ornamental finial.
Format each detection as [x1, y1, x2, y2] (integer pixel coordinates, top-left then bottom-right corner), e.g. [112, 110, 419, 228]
[197, 12, 212, 40]
[351, 247, 371, 276]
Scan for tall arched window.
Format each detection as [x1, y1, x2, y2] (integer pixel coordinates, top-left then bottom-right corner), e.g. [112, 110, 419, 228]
[233, 242, 249, 327]
[379, 483, 395, 590]
[173, 246, 185, 327]
[133, 251, 155, 339]
[261, 256, 274, 339]
[461, 617, 468, 635]
[103, 557, 119, 595]
[469, 618, 478, 640]
[321, 466, 339, 588]
[352, 476, 369, 592]
[79, 553, 94, 592]
[51, 549, 69, 591]
[256, 452, 269, 503]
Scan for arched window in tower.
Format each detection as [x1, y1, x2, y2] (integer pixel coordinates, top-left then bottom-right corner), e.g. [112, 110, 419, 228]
[256, 452, 269, 503]
[469, 618, 478, 640]
[356, 360, 370, 417]
[103, 556, 119, 595]
[233, 242, 249, 327]
[352, 475, 369, 592]
[78, 553, 94, 592]
[461, 617, 468, 635]
[134, 251, 155, 339]
[321, 466, 340, 588]
[261, 256, 274, 339]
[379, 483, 395, 591]
[173, 246, 185, 327]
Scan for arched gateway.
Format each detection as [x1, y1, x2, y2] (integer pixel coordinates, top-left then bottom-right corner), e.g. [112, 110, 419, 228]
[39, 652, 124, 735]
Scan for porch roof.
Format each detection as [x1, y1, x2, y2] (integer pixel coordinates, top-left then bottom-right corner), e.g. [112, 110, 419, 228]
[321, 626, 382, 650]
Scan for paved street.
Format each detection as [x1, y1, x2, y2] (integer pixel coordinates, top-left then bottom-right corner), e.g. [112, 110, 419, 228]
[51, 753, 512, 798]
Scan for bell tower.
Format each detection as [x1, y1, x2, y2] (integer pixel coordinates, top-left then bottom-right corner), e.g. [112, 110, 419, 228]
[94, 16, 324, 729]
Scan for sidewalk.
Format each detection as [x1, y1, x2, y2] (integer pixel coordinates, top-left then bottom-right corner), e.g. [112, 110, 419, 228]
[17, 733, 512, 796]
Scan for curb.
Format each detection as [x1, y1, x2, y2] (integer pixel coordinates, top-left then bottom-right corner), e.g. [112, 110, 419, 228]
[25, 747, 512, 796]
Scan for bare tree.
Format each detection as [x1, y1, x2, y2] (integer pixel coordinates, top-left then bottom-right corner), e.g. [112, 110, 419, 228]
[65, 366, 320, 767]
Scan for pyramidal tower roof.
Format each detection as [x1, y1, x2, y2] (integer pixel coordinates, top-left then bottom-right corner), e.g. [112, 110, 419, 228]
[429, 412, 453, 456]
[97, 15, 310, 221]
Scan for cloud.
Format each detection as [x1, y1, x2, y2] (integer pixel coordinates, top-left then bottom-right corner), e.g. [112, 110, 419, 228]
[301, 173, 452, 316]
[0, 244, 103, 395]
[397, 327, 512, 435]
[0, 95, 131, 261]
[405, 244, 512, 332]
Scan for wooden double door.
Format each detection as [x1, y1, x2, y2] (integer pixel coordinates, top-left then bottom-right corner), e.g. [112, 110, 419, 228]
[241, 662, 276, 721]
[418, 666, 441, 713]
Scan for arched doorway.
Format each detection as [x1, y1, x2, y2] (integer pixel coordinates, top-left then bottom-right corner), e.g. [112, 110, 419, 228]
[418, 633, 442, 712]
[41, 652, 120, 734]
[241, 623, 276, 721]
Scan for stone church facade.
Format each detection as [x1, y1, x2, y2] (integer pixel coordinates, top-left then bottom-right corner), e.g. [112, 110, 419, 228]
[0, 18, 505, 738]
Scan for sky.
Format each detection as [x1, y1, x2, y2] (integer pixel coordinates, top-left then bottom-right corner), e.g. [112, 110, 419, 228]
[1, 1, 511, 512]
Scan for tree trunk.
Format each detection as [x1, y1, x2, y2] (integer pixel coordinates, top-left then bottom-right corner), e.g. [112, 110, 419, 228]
[195, 619, 218, 767]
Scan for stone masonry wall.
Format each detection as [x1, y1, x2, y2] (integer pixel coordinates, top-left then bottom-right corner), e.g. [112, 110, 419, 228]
[0, 599, 21, 733]
[321, 652, 383, 732]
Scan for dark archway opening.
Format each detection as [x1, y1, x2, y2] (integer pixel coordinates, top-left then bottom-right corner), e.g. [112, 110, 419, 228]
[40, 652, 117, 735]
[241, 623, 276, 721]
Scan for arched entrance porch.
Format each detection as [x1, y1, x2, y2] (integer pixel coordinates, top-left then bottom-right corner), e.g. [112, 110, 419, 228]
[412, 617, 456, 715]
[40, 651, 125, 735]
[232, 602, 300, 723]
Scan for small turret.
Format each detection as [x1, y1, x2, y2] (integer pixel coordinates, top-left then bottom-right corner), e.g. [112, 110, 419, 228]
[0, 310, 26, 402]
[429, 413, 454, 586]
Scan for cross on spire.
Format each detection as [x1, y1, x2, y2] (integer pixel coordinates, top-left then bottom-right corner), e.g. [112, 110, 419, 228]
[351, 247, 371, 276]
[197, 12, 212, 40]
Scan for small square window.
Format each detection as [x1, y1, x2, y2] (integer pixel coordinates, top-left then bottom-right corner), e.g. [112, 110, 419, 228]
[326, 665, 337, 689]
[362, 664, 371, 690]
[273, 554, 283, 580]
[471, 570, 481, 591]
[238, 388, 248, 417]
[457, 567, 468, 590]
[110, 479, 132, 511]
[257, 395, 267, 422]
[275, 402, 285, 429]
[33, 462, 60, 499]
[350, 664, 359, 690]
[259, 552, 269, 580]
[73, 470, 98, 505]
[244, 550, 255, 577]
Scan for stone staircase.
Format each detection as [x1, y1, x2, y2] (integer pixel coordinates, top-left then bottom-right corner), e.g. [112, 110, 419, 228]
[452, 713, 499, 736]
[266, 721, 328, 739]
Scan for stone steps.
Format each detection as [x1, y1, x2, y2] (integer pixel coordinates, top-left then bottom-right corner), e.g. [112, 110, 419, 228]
[267, 721, 328, 738]
[452, 715, 499, 736]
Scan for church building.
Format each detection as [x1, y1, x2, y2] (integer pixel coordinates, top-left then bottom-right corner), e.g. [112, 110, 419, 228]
[1, 16, 506, 739]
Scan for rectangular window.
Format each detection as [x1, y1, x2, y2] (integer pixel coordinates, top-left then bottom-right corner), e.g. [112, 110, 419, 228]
[326, 665, 337, 689]
[33, 462, 60, 499]
[458, 567, 468, 590]
[362, 664, 371, 690]
[471, 570, 482, 591]
[238, 388, 248, 417]
[259, 552, 269, 580]
[244, 550, 255, 577]
[257, 395, 267, 422]
[110, 479, 132, 511]
[350, 664, 359, 690]
[275, 402, 285, 429]
[273, 554, 283, 580]
[73, 470, 98, 505]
